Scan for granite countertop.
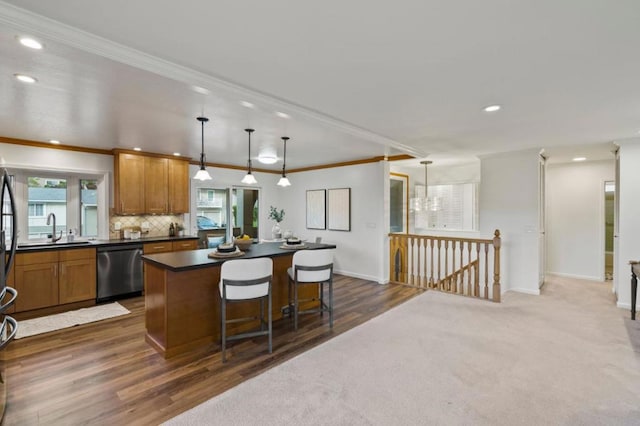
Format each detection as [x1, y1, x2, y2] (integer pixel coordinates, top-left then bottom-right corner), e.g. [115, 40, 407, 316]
[15, 235, 199, 252]
[142, 241, 337, 272]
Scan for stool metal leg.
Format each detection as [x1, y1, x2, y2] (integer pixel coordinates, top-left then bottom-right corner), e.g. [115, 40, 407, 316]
[221, 297, 227, 362]
[329, 277, 334, 328]
[268, 292, 273, 353]
[294, 278, 299, 330]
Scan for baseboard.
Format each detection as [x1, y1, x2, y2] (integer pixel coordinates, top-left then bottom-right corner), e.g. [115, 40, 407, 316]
[508, 288, 540, 296]
[334, 269, 385, 284]
[546, 272, 603, 282]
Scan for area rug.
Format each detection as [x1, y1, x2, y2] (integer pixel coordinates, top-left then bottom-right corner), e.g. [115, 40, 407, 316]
[165, 276, 640, 425]
[15, 302, 130, 339]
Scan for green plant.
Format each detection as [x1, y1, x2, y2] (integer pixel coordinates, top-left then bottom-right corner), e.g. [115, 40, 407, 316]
[269, 206, 285, 223]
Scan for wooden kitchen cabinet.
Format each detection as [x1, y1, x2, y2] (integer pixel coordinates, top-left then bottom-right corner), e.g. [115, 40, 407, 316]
[144, 157, 169, 214]
[15, 251, 59, 312]
[14, 248, 97, 313]
[143, 242, 173, 254]
[114, 150, 190, 215]
[59, 248, 97, 304]
[172, 240, 198, 251]
[115, 152, 145, 214]
[168, 158, 189, 213]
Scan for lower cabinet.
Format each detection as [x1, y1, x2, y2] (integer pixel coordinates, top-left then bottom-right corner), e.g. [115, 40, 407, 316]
[172, 240, 198, 251]
[59, 249, 97, 304]
[14, 248, 96, 313]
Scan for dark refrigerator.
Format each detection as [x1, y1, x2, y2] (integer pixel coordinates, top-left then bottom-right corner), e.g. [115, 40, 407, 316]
[0, 168, 18, 421]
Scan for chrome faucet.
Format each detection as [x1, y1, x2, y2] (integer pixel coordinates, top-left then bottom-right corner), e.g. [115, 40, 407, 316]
[46, 213, 63, 242]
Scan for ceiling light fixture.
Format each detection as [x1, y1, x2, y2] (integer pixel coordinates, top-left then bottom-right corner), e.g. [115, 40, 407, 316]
[49, 139, 60, 144]
[276, 111, 290, 119]
[193, 116, 212, 181]
[241, 129, 258, 185]
[241, 101, 255, 108]
[258, 154, 277, 164]
[483, 105, 501, 112]
[14, 74, 37, 83]
[277, 136, 291, 187]
[572, 157, 587, 162]
[18, 37, 43, 49]
[173, 152, 181, 156]
[410, 160, 440, 212]
[133, 147, 141, 151]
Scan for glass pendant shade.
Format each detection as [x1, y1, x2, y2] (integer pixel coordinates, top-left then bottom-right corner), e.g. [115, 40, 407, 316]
[242, 128, 257, 184]
[277, 176, 291, 187]
[277, 136, 291, 187]
[241, 172, 257, 185]
[193, 116, 212, 181]
[410, 160, 437, 212]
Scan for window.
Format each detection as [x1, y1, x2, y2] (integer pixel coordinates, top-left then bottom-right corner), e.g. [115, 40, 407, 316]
[27, 177, 67, 239]
[14, 172, 102, 241]
[415, 183, 477, 231]
[80, 179, 98, 237]
[28, 203, 45, 217]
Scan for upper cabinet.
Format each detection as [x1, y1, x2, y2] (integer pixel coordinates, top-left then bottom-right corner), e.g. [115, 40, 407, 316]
[114, 150, 190, 215]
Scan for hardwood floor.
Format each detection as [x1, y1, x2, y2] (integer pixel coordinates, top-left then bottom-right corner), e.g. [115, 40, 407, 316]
[2, 275, 423, 425]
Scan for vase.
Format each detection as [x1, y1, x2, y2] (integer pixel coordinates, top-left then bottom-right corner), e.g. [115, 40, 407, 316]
[272, 222, 282, 240]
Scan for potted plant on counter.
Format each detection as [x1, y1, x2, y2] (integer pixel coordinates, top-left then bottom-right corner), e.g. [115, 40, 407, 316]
[269, 206, 285, 239]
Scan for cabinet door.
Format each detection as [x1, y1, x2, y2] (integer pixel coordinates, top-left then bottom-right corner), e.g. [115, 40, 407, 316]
[144, 157, 168, 214]
[172, 240, 198, 251]
[168, 159, 189, 213]
[143, 242, 173, 254]
[59, 258, 97, 304]
[116, 153, 145, 214]
[15, 262, 59, 311]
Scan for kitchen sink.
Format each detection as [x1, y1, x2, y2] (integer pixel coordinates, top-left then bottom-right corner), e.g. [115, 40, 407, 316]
[18, 240, 93, 248]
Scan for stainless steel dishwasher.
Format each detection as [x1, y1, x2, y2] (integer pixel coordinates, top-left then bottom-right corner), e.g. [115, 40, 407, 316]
[97, 244, 143, 302]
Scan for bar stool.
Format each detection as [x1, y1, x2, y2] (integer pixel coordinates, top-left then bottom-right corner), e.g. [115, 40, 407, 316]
[219, 258, 273, 362]
[287, 249, 335, 330]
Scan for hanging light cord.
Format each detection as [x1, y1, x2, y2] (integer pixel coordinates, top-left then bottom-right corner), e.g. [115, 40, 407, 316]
[245, 128, 254, 173]
[281, 136, 289, 177]
[200, 119, 206, 167]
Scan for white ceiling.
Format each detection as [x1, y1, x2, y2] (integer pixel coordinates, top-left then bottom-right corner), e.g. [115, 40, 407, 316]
[1, 0, 639, 170]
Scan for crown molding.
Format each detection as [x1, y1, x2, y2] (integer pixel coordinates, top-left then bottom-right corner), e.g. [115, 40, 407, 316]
[0, 2, 426, 159]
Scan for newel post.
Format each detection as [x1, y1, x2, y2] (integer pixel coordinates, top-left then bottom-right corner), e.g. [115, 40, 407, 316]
[492, 229, 501, 302]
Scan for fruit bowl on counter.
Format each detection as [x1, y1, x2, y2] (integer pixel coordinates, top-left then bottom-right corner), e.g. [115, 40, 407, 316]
[234, 236, 254, 251]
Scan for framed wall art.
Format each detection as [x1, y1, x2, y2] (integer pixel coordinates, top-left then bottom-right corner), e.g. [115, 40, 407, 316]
[328, 188, 351, 231]
[306, 189, 326, 229]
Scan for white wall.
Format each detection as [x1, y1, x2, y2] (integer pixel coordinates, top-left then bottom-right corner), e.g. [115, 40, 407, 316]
[480, 149, 540, 295]
[546, 160, 614, 280]
[616, 139, 640, 310]
[278, 161, 387, 283]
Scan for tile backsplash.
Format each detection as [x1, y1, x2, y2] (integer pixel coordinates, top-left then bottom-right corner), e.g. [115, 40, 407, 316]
[109, 215, 186, 239]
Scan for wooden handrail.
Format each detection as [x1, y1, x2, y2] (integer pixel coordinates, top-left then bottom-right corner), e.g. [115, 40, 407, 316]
[389, 230, 501, 302]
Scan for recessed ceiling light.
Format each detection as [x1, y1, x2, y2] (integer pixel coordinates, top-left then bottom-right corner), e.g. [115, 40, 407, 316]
[173, 152, 181, 156]
[191, 86, 210, 95]
[241, 101, 255, 108]
[133, 147, 141, 151]
[14, 74, 37, 83]
[573, 157, 586, 162]
[258, 154, 278, 164]
[483, 105, 501, 112]
[18, 37, 43, 50]
[49, 139, 60, 144]
[276, 111, 290, 119]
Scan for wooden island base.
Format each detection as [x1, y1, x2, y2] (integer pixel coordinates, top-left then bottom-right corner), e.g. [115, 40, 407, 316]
[143, 243, 332, 358]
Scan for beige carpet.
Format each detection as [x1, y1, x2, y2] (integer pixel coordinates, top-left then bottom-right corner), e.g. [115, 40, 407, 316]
[165, 275, 640, 425]
[15, 302, 130, 339]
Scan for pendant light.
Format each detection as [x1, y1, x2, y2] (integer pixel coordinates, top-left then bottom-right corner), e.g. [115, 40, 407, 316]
[277, 136, 291, 187]
[193, 116, 212, 181]
[241, 128, 258, 184]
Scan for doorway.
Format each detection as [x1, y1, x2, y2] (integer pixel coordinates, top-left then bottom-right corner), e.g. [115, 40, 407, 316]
[604, 181, 615, 281]
[390, 173, 408, 234]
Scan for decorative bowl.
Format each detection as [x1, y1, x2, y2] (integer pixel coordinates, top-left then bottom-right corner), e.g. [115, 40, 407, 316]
[234, 238, 253, 251]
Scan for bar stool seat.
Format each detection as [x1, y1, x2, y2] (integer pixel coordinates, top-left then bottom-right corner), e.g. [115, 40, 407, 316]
[219, 257, 273, 362]
[287, 249, 334, 330]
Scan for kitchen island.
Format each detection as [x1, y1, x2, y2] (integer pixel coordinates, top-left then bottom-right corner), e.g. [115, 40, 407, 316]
[142, 242, 336, 358]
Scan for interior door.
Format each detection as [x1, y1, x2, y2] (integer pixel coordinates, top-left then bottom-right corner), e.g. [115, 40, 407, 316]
[613, 148, 620, 293]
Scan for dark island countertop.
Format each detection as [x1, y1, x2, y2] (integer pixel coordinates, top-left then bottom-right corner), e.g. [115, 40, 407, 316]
[142, 241, 336, 272]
